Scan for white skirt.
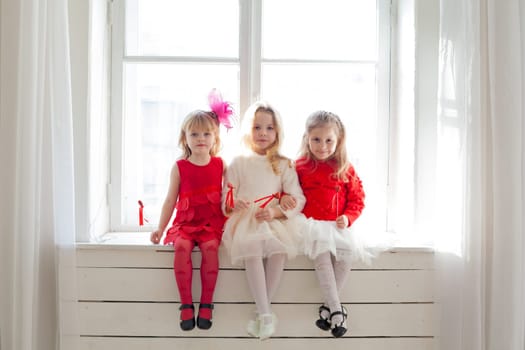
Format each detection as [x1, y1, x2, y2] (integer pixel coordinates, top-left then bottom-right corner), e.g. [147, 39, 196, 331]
[298, 216, 375, 264]
[222, 204, 302, 266]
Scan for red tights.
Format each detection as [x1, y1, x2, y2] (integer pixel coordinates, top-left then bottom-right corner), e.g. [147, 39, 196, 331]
[174, 237, 219, 320]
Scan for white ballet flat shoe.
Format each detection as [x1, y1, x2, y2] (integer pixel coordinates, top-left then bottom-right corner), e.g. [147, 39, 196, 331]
[258, 313, 277, 340]
[246, 318, 260, 337]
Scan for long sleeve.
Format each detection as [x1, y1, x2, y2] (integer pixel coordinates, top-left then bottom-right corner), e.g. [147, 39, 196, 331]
[342, 165, 365, 226]
[280, 162, 306, 218]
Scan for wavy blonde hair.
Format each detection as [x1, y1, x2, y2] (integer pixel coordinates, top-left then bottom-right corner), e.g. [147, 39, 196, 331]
[241, 101, 290, 175]
[298, 110, 350, 181]
[178, 110, 221, 159]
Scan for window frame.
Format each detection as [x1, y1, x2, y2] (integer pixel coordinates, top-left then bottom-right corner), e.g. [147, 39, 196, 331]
[108, 0, 393, 233]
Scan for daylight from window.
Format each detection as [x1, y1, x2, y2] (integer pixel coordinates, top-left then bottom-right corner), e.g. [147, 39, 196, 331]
[115, 0, 388, 237]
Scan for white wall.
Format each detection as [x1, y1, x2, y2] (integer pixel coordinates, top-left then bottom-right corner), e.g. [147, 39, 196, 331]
[69, 0, 110, 242]
[388, 0, 416, 234]
[388, 0, 439, 243]
[87, 0, 111, 242]
[414, 0, 439, 234]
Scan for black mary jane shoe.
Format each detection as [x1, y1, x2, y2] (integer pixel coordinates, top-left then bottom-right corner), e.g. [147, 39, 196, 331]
[196, 303, 214, 330]
[315, 304, 331, 331]
[330, 305, 348, 338]
[179, 304, 195, 331]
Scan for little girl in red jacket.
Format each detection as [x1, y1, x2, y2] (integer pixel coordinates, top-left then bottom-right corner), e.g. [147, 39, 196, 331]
[282, 110, 369, 338]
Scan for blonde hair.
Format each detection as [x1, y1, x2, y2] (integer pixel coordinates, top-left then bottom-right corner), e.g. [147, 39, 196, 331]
[241, 101, 289, 175]
[178, 110, 221, 159]
[298, 110, 350, 181]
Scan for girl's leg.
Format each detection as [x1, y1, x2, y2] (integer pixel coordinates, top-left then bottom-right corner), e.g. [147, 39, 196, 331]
[245, 255, 279, 340]
[333, 255, 352, 294]
[313, 252, 343, 325]
[197, 239, 220, 324]
[173, 237, 196, 322]
[331, 256, 352, 337]
[244, 256, 271, 316]
[264, 253, 286, 303]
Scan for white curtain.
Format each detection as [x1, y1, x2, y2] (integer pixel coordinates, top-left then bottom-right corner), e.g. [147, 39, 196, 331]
[0, 0, 79, 350]
[435, 0, 525, 349]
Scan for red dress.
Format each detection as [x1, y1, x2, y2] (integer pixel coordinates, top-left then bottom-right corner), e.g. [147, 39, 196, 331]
[163, 157, 226, 245]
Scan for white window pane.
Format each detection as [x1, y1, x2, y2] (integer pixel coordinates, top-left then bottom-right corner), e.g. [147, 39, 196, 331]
[261, 63, 386, 232]
[261, 63, 377, 158]
[262, 0, 377, 60]
[121, 63, 239, 226]
[126, 0, 239, 57]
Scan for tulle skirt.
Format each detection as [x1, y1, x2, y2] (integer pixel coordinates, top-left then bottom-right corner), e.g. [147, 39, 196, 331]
[222, 204, 302, 266]
[298, 216, 375, 264]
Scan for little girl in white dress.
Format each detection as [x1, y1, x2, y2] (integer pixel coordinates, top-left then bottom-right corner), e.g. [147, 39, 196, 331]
[222, 101, 305, 340]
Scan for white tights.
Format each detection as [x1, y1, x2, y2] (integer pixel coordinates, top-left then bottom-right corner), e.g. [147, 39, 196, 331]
[244, 254, 286, 324]
[313, 252, 351, 325]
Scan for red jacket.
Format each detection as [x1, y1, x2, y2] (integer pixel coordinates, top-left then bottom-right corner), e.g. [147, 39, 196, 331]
[296, 157, 365, 226]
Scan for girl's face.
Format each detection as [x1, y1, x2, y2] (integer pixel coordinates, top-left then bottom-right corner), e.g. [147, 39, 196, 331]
[308, 124, 338, 161]
[251, 111, 277, 155]
[185, 126, 216, 157]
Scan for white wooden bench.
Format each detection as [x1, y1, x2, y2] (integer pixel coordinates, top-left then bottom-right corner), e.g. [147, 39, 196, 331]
[75, 233, 434, 350]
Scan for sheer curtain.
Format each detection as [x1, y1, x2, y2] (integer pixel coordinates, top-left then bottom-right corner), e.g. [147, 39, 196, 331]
[0, 0, 78, 350]
[435, 0, 525, 349]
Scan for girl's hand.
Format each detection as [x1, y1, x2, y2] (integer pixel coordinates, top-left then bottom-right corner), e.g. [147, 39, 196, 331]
[255, 207, 275, 222]
[232, 199, 251, 212]
[336, 215, 349, 229]
[150, 230, 163, 244]
[279, 194, 297, 211]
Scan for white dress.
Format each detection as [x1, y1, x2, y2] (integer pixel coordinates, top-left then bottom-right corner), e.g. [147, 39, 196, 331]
[222, 154, 306, 266]
[298, 217, 372, 264]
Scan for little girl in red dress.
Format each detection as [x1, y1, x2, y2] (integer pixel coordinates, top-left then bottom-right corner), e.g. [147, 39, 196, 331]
[150, 90, 233, 331]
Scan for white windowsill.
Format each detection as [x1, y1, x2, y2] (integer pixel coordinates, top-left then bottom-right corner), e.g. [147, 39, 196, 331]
[77, 231, 434, 253]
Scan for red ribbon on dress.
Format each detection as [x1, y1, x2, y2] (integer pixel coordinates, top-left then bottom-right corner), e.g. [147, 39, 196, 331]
[138, 200, 149, 226]
[225, 183, 235, 209]
[331, 186, 341, 217]
[254, 192, 283, 209]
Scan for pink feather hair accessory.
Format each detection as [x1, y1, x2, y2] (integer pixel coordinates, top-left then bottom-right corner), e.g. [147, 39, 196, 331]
[208, 88, 234, 129]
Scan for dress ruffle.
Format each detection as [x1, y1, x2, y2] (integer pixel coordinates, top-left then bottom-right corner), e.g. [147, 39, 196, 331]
[164, 191, 225, 245]
[174, 191, 222, 223]
[222, 203, 302, 266]
[297, 215, 375, 264]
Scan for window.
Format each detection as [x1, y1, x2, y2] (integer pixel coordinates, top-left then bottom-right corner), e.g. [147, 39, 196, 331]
[110, 0, 392, 234]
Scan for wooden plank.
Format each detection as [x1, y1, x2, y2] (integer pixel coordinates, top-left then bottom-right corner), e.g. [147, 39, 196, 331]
[78, 337, 434, 350]
[76, 245, 434, 270]
[77, 268, 434, 303]
[78, 302, 434, 337]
